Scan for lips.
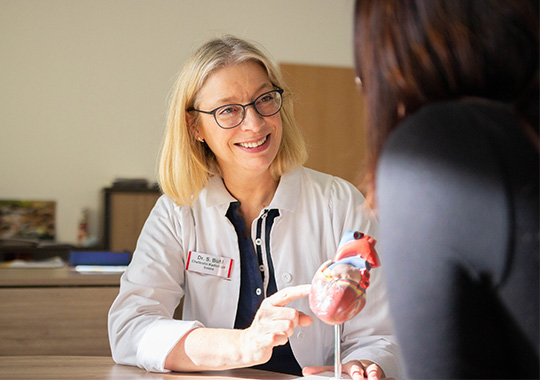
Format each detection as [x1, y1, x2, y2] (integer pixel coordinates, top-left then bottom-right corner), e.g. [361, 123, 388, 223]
[236, 134, 269, 150]
[309, 231, 380, 325]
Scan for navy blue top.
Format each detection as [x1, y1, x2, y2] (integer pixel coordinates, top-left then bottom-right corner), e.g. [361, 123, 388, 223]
[226, 202, 302, 376]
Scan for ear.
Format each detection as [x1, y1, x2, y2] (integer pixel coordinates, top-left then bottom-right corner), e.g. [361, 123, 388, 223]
[397, 102, 406, 118]
[185, 111, 194, 128]
[186, 111, 204, 141]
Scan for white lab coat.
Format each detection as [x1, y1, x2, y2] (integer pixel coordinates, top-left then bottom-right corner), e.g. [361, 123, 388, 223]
[108, 166, 402, 378]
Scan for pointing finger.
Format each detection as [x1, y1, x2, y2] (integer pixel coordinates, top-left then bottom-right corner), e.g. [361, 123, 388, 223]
[266, 284, 311, 307]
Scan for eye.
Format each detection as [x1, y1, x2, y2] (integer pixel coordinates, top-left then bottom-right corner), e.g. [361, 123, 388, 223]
[257, 93, 275, 104]
[217, 105, 241, 117]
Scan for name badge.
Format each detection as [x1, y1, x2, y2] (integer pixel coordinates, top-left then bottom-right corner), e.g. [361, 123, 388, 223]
[186, 251, 233, 279]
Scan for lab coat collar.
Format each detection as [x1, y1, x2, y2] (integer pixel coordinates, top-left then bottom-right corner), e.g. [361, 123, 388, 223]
[202, 166, 302, 213]
[267, 166, 301, 212]
[204, 175, 237, 209]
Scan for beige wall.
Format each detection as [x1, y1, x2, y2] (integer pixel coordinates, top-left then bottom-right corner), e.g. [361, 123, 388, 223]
[0, 0, 356, 243]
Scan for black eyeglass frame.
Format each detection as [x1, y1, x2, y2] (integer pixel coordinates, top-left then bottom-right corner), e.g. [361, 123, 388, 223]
[188, 88, 284, 129]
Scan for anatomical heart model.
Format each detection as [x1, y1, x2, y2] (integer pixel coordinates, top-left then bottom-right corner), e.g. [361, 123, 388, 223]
[309, 231, 380, 378]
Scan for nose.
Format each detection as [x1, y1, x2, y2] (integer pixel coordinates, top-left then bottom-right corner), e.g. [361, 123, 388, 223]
[239, 104, 264, 130]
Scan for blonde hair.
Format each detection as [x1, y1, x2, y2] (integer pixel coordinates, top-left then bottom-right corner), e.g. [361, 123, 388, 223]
[158, 35, 307, 206]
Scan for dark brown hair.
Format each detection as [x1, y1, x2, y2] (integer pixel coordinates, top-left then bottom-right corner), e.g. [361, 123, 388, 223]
[354, 0, 539, 202]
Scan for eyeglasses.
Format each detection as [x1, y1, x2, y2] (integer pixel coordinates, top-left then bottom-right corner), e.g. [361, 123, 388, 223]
[188, 88, 284, 129]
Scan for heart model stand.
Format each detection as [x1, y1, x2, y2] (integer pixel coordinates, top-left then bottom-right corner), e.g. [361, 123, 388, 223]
[334, 324, 342, 379]
[308, 231, 380, 379]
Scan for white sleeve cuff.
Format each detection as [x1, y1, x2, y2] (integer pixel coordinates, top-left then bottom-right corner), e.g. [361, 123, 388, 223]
[136, 318, 204, 372]
[342, 337, 404, 380]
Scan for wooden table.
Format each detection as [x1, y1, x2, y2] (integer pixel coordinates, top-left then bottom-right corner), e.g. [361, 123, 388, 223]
[0, 356, 300, 379]
[0, 267, 121, 355]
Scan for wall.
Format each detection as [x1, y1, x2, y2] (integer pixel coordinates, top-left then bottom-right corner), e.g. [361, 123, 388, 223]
[0, 0, 356, 244]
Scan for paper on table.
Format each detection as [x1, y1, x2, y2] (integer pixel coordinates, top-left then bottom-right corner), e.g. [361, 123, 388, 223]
[74, 265, 127, 273]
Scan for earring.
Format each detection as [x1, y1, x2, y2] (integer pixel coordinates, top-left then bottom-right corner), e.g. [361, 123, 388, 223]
[197, 137, 204, 143]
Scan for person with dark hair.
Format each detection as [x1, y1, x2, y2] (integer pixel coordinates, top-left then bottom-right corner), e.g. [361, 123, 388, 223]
[354, 0, 539, 378]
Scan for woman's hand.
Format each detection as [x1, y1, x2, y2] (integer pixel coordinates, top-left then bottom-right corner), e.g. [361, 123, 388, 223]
[240, 284, 313, 365]
[165, 284, 312, 372]
[303, 360, 393, 380]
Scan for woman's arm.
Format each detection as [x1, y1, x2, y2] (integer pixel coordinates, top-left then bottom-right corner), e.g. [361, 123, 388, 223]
[108, 196, 190, 370]
[165, 284, 313, 372]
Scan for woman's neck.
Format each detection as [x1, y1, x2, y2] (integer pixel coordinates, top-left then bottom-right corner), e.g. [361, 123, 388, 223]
[222, 171, 279, 228]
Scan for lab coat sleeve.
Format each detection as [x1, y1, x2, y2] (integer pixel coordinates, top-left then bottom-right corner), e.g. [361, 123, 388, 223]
[331, 178, 403, 379]
[108, 196, 204, 372]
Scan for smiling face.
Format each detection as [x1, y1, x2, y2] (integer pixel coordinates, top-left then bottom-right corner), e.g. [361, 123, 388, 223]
[192, 61, 283, 182]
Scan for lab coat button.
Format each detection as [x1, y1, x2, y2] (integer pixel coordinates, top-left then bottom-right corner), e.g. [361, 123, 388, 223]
[255, 288, 262, 296]
[255, 238, 262, 246]
[297, 330, 305, 340]
[281, 272, 292, 283]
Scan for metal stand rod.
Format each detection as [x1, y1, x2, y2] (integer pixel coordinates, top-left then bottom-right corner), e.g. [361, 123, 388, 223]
[334, 324, 342, 379]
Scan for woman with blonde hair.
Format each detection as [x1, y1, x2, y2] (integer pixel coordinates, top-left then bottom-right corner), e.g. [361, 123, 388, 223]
[109, 35, 401, 379]
[159, 36, 307, 207]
